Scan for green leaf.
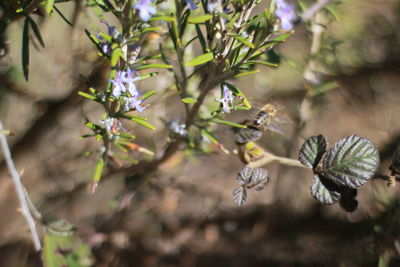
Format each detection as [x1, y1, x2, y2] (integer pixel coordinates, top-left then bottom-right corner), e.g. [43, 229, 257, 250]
[22, 17, 30, 81]
[78, 91, 97, 100]
[53, 5, 73, 27]
[232, 34, 255, 49]
[27, 17, 45, 48]
[135, 63, 172, 70]
[186, 52, 214, 66]
[323, 135, 380, 188]
[150, 16, 175, 22]
[141, 27, 162, 33]
[298, 135, 327, 169]
[188, 14, 213, 24]
[182, 97, 197, 103]
[137, 72, 159, 81]
[138, 90, 157, 101]
[92, 157, 104, 182]
[123, 116, 156, 130]
[195, 24, 207, 52]
[211, 119, 247, 128]
[310, 174, 341, 205]
[245, 60, 278, 68]
[110, 48, 122, 67]
[234, 70, 260, 78]
[45, 0, 55, 14]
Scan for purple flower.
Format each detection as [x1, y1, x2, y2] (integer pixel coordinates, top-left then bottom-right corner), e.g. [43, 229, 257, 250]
[275, 0, 297, 30]
[185, 0, 198, 10]
[122, 96, 145, 112]
[215, 86, 235, 113]
[207, 1, 220, 13]
[134, 0, 156, 22]
[110, 68, 141, 98]
[100, 117, 115, 132]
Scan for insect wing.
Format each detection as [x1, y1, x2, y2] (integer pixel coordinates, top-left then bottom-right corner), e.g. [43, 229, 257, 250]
[235, 126, 262, 144]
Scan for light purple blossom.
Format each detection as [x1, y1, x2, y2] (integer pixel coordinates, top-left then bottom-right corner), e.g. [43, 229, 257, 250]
[134, 0, 157, 22]
[110, 68, 141, 98]
[185, 0, 198, 10]
[167, 118, 187, 137]
[122, 96, 145, 112]
[215, 86, 235, 113]
[100, 117, 119, 132]
[207, 1, 220, 13]
[275, 0, 297, 30]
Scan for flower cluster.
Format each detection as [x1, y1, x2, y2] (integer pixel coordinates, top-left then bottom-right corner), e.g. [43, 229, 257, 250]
[215, 86, 235, 113]
[134, 0, 157, 21]
[275, 0, 297, 31]
[100, 117, 122, 132]
[185, 0, 198, 10]
[110, 68, 145, 112]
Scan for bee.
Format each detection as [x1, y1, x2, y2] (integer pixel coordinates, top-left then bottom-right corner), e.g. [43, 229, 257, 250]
[252, 103, 279, 127]
[235, 103, 291, 145]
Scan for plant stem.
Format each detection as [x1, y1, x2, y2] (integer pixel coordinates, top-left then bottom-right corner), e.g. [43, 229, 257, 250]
[0, 121, 41, 251]
[249, 151, 308, 169]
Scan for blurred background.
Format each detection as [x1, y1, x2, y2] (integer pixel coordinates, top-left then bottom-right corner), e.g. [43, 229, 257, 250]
[1, 0, 400, 266]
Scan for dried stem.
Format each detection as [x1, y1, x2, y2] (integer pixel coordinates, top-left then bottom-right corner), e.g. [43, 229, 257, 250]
[0, 121, 41, 251]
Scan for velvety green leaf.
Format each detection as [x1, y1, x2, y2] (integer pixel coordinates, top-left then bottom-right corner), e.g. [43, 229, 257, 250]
[298, 135, 327, 169]
[323, 135, 379, 188]
[22, 17, 30, 81]
[188, 14, 213, 24]
[237, 165, 253, 185]
[233, 186, 247, 206]
[247, 168, 269, 191]
[186, 52, 214, 66]
[310, 174, 341, 205]
[182, 97, 197, 103]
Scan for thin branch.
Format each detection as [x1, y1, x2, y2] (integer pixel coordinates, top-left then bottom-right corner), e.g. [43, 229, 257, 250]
[249, 151, 307, 169]
[0, 121, 41, 251]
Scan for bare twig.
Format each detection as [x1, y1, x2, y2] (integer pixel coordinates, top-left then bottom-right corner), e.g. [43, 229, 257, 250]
[0, 121, 41, 251]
